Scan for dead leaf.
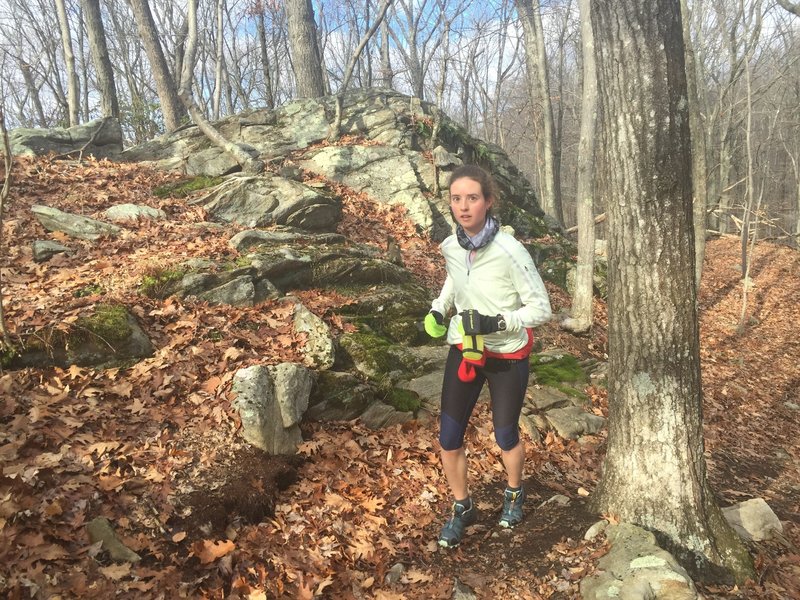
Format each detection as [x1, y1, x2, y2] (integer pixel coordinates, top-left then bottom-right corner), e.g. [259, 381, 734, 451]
[193, 539, 235, 564]
[172, 531, 187, 543]
[99, 563, 131, 580]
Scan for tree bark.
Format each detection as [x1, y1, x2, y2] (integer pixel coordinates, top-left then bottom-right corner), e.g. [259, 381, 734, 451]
[18, 60, 48, 127]
[128, 0, 187, 131]
[55, 0, 81, 125]
[0, 108, 12, 348]
[286, 0, 326, 98]
[680, 0, 707, 288]
[256, 9, 275, 109]
[516, 0, 564, 226]
[563, 0, 596, 334]
[378, 17, 393, 88]
[81, 0, 120, 119]
[590, 0, 754, 583]
[212, 0, 225, 120]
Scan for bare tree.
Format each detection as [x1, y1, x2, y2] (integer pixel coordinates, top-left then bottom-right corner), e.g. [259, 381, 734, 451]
[562, 0, 596, 334]
[590, 0, 754, 582]
[776, 0, 800, 16]
[128, 0, 187, 131]
[286, 0, 326, 98]
[55, 0, 81, 125]
[178, 0, 263, 174]
[329, 0, 394, 139]
[516, 0, 564, 226]
[81, 0, 120, 119]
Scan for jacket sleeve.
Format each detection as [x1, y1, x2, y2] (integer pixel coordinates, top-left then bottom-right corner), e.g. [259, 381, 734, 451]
[430, 273, 455, 316]
[502, 244, 552, 332]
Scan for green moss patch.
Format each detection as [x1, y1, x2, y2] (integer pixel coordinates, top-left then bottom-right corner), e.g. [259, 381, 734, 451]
[74, 283, 105, 298]
[385, 388, 421, 413]
[139, 267, 185, 299]
[153, 175, 224, 198]
[73, 304, 132, 343]
[530, 352, 588, 399]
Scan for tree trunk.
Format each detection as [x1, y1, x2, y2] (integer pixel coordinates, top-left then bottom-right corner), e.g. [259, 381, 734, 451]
[379, 17, 393, 88]
[256, 9, 275, 109]
[563, 0, 596, 334]
[128, 0, 186, 131]
[286, 0, 326, 98]
[328, 0, 393, 140]
[212, 0, 225, 120]
[81, 0, 120, 119]
[179, 0, 263, 175]
[55, 0, 81, 126]
[516, 0, 564, 226]
[19, 60, 48, 127]
[590, 0, 754, 583]
[680, 0, 707, 288]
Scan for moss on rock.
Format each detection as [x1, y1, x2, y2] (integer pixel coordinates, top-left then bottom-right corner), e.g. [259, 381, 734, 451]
[530, 352, 588, 399]
[338, 331, 425, 384]
[385, 388, 421, 413]
[153, 175, 224, 198]
[73, 304, 132, 342]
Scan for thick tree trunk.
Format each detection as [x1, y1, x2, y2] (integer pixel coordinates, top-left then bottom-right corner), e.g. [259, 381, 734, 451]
[81, 0, 120, 119]
[55, 0, 81, 126]
[128, 0, 186, 132]
[590, 0, 754, 583]
[680, 0, 708, 288]
[563, 0, 596, 334]
[286, 0, 326, 98]
[516, 0, 564, 226]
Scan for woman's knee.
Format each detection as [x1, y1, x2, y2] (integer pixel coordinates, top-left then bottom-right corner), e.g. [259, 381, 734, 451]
[494, 424, 520, 451]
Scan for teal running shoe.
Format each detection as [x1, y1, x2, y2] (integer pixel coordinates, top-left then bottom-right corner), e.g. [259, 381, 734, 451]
[498, 487, 526, 528]
[437, 499, 477, 548]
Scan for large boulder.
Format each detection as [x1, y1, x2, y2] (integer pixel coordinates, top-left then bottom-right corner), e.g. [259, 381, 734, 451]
[123, 89, 551, 241]
[10, 117, 123, 158]
[191, 174, 341, 230]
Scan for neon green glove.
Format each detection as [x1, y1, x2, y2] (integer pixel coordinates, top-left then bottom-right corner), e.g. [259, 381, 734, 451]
[424, 311, 447, 338]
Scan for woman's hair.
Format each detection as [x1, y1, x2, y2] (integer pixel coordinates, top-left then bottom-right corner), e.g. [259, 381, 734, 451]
[448, 164, 499, 205]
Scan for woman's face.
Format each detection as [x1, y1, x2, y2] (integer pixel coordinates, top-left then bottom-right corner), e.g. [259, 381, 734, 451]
[449, 177, 493, 237]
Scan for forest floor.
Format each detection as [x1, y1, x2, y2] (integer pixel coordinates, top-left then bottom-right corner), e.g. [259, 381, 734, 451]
[0, 157, 799, 599]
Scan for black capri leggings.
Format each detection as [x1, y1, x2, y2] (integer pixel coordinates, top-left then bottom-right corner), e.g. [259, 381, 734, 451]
[439, 345, 530, 451]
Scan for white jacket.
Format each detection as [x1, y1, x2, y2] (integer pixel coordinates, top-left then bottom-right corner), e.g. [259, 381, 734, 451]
[430, 231, 552, 354]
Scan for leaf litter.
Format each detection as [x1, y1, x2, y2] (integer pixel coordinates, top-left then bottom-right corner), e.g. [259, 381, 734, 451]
[0, 157, 798, 598]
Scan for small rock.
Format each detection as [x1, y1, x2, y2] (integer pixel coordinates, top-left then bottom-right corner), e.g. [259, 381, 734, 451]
[452, 579, 477, 600]
[86, 517, 141, 563]
[722, 497, 783, 541]
[585, 519, 609, 541]
[385, 562, 405, 585]
[541, 494, 571, 507]
[32, 240, 71, 262]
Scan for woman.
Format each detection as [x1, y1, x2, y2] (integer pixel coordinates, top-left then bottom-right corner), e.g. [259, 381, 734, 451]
[424, 165, 552, 548]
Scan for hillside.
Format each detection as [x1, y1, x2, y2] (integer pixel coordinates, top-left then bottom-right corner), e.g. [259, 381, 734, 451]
[0, 157, 799, 599]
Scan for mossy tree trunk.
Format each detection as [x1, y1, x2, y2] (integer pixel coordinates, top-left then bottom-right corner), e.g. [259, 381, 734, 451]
[590, 0, 754, 584]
